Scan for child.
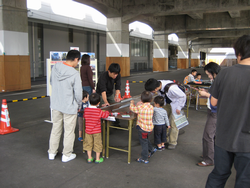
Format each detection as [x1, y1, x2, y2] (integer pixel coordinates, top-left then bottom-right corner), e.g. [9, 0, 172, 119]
[77, 90, 89, 141]
[153, 96, 170, 151]
[130, 91, 156, 164]
[195, 73, 202, 82]
[83, 93, 109, 163]
[183, 69, 198, 84]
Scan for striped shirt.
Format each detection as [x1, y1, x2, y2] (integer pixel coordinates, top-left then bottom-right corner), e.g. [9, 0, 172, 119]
[130, 102, 154, 132]
[84, 106, 109, 134]
[153, 107, 170, 126]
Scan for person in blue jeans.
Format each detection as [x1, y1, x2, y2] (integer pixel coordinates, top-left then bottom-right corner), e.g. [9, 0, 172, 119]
[77, 90, 89, 142]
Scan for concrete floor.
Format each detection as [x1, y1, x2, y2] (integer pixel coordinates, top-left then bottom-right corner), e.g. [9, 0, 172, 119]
[0, 68, 236, 188]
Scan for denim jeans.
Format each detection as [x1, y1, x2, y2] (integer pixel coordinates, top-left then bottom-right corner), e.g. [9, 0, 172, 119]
[206, 145, 250, 188]
[82, 86, 92, 95]
[137, 126, 153, 160]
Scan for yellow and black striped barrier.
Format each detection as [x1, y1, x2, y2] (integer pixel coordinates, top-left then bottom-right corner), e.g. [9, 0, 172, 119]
[5, 81, 145, 103]
[129, 81, 145, 83]
[7, 95, 49, 103]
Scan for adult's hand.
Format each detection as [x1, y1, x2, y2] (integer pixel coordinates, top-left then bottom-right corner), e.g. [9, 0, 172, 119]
[102, 102, 110, 107]
[199, 90, 210, 98]
[114, 95, 120, 102]
[176, 109, 181, 115]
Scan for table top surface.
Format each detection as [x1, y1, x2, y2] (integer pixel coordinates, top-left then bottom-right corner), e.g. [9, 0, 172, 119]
[187, 81, 211, 86]
[100, 95, 142, 120]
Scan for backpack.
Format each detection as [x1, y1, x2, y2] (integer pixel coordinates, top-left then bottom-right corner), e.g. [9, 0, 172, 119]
[162, 81, 186, 104]
[183, 75, 189, 85]
[164, 81, 186, 94]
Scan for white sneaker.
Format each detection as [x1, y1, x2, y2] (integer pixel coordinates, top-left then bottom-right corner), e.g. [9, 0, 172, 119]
[48, 153, 56, 160]
[62, 153, 76, 162]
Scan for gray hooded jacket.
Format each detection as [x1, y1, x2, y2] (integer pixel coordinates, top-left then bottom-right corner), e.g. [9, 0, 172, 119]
[50, 63, 82, 114]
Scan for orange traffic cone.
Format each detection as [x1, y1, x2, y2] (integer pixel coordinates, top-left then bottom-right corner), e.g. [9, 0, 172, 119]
[0, 99, 19, 135]
[123, 80, 132, 99]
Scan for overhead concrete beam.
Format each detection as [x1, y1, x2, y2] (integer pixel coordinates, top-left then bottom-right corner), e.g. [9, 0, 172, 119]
[191, 38, 237, 48]
[178, 29, 250, 40]
[122, 0, 250, 17]
[165, 11, 250, 33]
[228, 11, 241, 18]
[73, 0, 122, 17]
[188, 13, 203, 19]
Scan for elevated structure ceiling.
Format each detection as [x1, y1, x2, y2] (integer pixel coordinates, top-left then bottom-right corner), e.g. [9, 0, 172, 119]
[74, 0, 250, 47]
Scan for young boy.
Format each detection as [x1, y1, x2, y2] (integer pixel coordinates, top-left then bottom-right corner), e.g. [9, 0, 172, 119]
[145, 78, 186, 150]
[130, 91, 155, 164]
[77, 90, 89, 142]
[153, 96, 170, 151]
[195, 73, 202, 82]
[184, 69, 198, 84]
[83, 93, 109, 163]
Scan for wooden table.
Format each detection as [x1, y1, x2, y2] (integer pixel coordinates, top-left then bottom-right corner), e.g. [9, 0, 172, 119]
[187, 82, 211, 110]
[100, 95, 141, 164]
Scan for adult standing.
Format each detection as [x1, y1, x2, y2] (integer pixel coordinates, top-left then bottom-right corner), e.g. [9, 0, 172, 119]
[96, 63, 121, 107]
[145, 78, 186, 150]
[80, 54, 95, 95]
[206, 35, 250, 187]
[197, 62, 221, 167]
[48, 50, 82, 162]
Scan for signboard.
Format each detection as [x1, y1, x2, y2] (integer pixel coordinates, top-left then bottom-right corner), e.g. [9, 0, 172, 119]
[47, 51, 97, 96]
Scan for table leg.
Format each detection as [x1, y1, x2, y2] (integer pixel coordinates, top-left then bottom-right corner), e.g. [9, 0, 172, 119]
[128, 119, 133, 164]
[186, 93, 190, 118]
[106, 120, 111, 158]
[102, 120, 106, 158]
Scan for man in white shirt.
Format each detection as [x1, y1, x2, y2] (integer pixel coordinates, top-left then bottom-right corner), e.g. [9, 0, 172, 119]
[145, 78, 186, 150]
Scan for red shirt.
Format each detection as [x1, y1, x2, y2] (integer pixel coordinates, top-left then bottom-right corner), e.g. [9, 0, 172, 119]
[84, 107, 109, 134]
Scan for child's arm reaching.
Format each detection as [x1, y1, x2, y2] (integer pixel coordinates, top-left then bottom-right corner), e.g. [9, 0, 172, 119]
[101, 110, 110, 119]
[130, 100, 139, 113]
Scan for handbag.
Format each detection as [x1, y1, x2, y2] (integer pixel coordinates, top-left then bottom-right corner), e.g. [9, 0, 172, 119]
[172, 111, 189, 129]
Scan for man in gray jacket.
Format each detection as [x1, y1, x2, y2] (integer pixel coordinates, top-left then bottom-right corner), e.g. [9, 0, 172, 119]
[48, 50, 82, 162]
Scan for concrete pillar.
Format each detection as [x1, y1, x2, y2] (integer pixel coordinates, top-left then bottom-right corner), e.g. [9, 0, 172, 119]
[153, 32, 168, 72]
[177, 38, 189, 69]
[0, 0, 30, 92]
[190, 45, 200, 68]
[106, 17, 130, 77]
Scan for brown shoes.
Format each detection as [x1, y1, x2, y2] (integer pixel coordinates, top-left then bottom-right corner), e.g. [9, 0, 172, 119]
[197, 161, 213, 167]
